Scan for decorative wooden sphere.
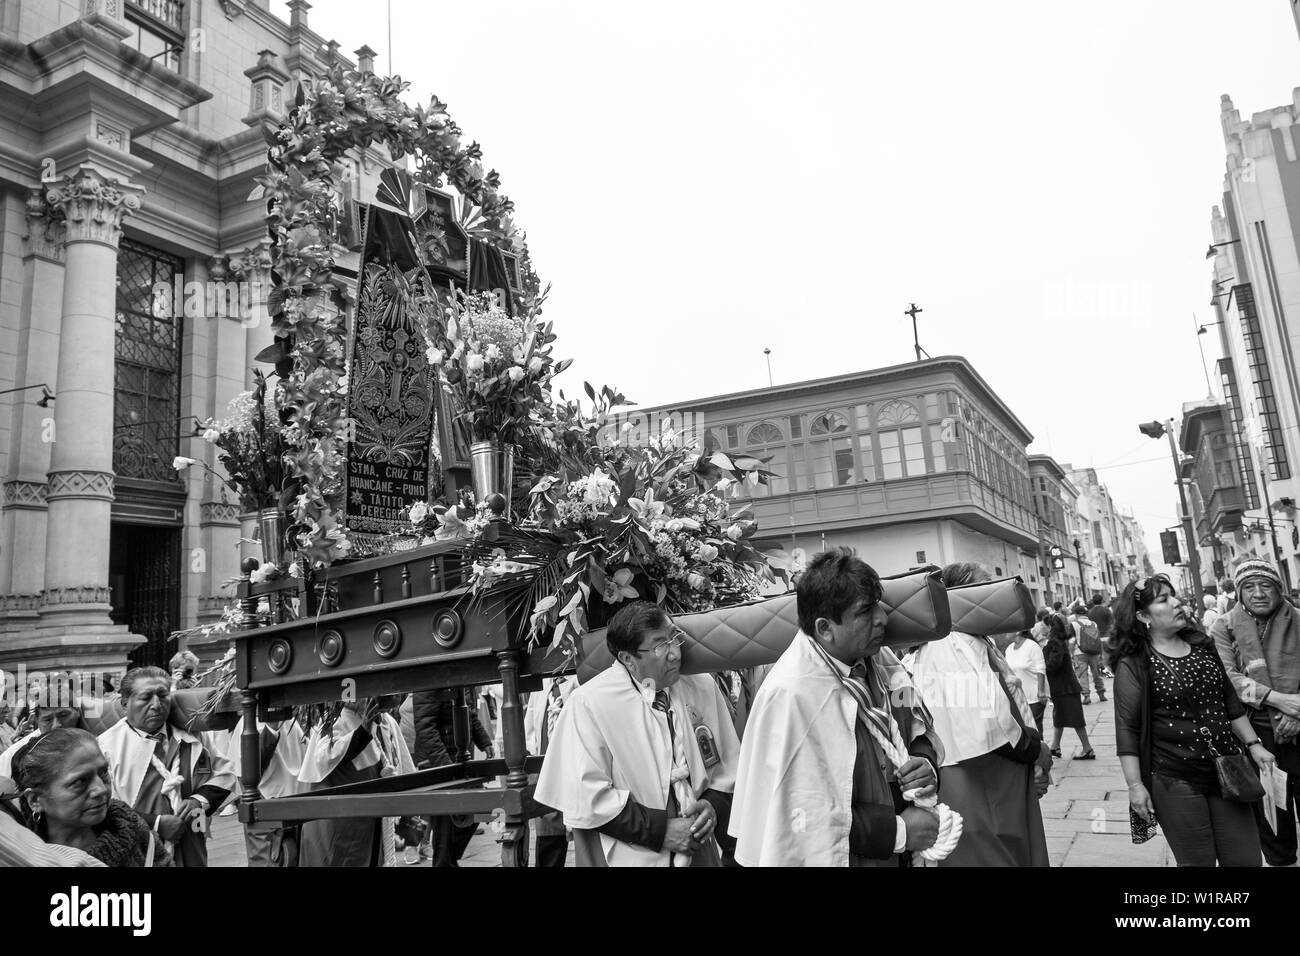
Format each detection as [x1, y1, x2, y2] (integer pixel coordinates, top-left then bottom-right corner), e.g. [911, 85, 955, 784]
[241, 557, 261, 575]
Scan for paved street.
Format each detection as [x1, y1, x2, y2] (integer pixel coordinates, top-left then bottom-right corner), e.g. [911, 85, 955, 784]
[208, 673, 1172, 867]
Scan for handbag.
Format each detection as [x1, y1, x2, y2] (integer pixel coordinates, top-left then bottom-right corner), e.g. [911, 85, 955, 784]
[1202, 729, 1265, 804]
[1130, 807, 1158, 844]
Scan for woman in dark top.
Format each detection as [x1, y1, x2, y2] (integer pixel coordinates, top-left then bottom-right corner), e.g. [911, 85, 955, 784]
[1111, 575, 1274, 866]
[1044, 616, 1094, 759]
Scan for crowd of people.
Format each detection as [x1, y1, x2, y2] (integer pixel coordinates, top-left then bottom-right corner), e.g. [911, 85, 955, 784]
[1, 548, 1296, 868]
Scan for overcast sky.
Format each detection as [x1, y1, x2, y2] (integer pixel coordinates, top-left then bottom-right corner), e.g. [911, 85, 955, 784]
[288, 0, 1300, 573]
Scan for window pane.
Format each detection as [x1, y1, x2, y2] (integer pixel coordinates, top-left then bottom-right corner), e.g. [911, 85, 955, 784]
[746, 421, 783, 445]
[925, 393, 939, 419]
[764, 446, 789, 495]
[811, 411, 850, 436]
[810, 440, 833, 489]
[791, 444, 807, 492]
[858, 434, 876, 482]
[902, 426, 924, 476]
[879, 432, 902, 480]
[833, 437, 854, 485]
[726, 425, 739, 448]
[789, 415, 802, 439]
[930, 439, 946, 473]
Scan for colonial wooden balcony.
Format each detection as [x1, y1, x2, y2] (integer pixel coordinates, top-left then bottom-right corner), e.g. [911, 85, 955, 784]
[1208, 484, 1245, 534]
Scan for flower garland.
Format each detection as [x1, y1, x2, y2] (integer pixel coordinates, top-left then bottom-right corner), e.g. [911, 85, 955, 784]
[252, 67, 542, 567]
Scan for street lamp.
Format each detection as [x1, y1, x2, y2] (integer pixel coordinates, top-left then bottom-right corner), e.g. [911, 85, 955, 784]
[1138, 418, 1205, 606]
[0, 383, 54, 407]
[1206, 239, 1241, 259]
[1072, 537, 1085, 601]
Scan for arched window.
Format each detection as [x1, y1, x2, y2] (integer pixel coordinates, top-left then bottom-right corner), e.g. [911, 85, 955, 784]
[746, 421, 784, 445]
[810, 411, 850, 435]
[877, 400, 919, 428]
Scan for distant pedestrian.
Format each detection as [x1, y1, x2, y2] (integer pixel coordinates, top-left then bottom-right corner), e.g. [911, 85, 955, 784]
[1030, 609, 1051, 647]
[1044, 616, 1094, 759]
[1071, 604, 1107, 704]
[1112, 574, 1269, 867]
[1200, 594, 1221, 632]
[1005, 629, 1049, 735]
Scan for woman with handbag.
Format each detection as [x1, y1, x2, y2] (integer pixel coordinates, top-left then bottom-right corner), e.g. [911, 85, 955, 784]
[1112, 574, 1273, 866]
[1045, 617, 1094, 758]
[903, 563, 1050, 866]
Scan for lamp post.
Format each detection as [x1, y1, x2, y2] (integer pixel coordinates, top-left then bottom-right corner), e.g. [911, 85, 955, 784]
[1139, 418, 1205, 606]
[1072, 537, 1085, 600]
[0, 383, 55, 407]
[905, 303, 923, 363]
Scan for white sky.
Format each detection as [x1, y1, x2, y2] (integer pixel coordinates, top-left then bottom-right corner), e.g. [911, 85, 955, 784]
[287, 0, 1300, 572]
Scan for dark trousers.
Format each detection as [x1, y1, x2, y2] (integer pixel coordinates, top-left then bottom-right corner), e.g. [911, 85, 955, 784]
[431, 815, 478, 867]
[1030, 701, 1046, 736]
[1151, 773, 1261, 867]
[1251, 724, 1299, 866]
[536, 833, 568, 867]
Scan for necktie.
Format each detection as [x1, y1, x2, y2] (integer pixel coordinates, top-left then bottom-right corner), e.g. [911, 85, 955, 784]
[539, 680, 563, 755]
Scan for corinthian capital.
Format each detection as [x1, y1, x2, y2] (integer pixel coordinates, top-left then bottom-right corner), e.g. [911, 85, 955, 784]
[23, 190, 65, 262]
[45, 170, 143, 248]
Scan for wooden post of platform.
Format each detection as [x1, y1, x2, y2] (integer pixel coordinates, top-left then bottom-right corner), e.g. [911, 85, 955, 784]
[238, 689, 263, 809]
[452, 688, 472, 762]
[497, 649, 527, 788]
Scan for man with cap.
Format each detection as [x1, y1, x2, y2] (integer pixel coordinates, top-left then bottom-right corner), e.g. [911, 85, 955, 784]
[1209, 558, 1300, 866]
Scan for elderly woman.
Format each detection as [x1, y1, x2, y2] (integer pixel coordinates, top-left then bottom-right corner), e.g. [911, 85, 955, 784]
[98, 666, 235, 867]
[904, 563, 1050, 866]
[1114, 574, 1271, 866]
[13, 728, 167, 866]
[1005, 629, 1049, 735]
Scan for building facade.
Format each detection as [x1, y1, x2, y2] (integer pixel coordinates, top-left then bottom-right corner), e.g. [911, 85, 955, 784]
[640, 357, 1044, 593]
[0, 0, 382, 673]
[1027, 454, 1080, 607]
[1198, 81, 1300, 590]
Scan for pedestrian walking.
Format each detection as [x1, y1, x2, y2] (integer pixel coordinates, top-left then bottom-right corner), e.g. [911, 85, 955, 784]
[1045, 616, 1094, 759]
[1006, 629, 1049, 735]
[1071, 604, 1107, 704]
[1113, 574, 1271, 867]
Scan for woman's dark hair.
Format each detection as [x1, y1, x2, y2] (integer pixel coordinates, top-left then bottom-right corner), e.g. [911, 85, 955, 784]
[796, 547, 883, 637]
[119, 666, 170, 700]
[14, 728, 101, 832]
[1048, 615, 1070, 643]
[606, 601, 671, 659]
[1108, 575, 1209, 668]
[940, 562, 992, 589]
[1036, 608, 1051, 623]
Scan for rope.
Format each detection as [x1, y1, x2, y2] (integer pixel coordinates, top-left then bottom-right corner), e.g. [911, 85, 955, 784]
[861, 711, 963, 865]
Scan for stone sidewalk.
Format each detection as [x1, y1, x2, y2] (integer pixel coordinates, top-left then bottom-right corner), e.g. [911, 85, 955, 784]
[209, 674, 1171, 867]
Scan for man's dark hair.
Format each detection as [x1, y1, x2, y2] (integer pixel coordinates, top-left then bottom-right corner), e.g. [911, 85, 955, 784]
[606, 601, 671, 659]
[796, 547, 883, 636]
[1036, 608, 1051, 623]
[119, 666, 170, 700]
[941, 562, 991, 589]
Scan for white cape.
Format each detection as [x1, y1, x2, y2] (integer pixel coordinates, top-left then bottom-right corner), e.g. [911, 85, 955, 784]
[534, 666, 739, 867]
[729, 632, 939, 867]
[98, 719, 236, 815]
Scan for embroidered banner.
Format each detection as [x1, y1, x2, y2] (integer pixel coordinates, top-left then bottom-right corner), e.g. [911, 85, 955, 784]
[343, 204, 438, 535]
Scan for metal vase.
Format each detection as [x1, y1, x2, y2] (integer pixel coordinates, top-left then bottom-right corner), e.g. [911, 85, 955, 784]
[469, 440, 515, 515]
[257, 507, 286, 567]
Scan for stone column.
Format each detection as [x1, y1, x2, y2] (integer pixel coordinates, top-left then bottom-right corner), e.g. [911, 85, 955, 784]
[0, 192, 64, 626]
[229, 241, 274, 389]
[36, 170, 145, 663]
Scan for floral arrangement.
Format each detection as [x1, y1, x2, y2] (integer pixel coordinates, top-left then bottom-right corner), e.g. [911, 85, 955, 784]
[424, 291, 571, 446]
[406, 490, 492, 541]
[252, 66, 542, 567]
[187, 370, 288, 512]
[464, 414, 778, 662]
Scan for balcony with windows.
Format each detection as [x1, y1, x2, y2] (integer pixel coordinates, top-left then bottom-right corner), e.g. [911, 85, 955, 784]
[124, 0, 184, 72]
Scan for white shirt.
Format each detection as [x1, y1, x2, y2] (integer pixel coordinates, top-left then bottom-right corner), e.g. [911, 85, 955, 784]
[1004, 638, 1047, 703]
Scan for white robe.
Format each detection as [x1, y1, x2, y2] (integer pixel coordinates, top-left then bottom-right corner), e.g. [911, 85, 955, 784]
[297, 708, 385, 785]
[534, 667, 739, 867]
[904, 630, 1031, 766]
[97, 719, 236, 816]
[729, 632, 940, 867]
[523, 676, 578, 756]
[227, 717, 309, 801]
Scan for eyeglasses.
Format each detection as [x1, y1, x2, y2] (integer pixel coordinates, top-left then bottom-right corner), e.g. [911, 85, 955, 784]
[643, 632, 685, 658]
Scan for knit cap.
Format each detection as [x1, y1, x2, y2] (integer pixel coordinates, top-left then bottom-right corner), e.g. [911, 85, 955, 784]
[1233, 558, 1283, 592]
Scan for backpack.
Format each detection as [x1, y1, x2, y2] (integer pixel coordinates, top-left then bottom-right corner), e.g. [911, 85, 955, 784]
[1076, 619, 1102, 655]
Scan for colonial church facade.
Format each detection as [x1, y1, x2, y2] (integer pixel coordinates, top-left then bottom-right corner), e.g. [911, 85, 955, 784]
[0, 0, 380, 675]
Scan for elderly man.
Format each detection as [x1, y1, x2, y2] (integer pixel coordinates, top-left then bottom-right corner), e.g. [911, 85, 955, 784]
[730, 547, 944, 866]
[1210, 559, 1300, 866]
[535, 601, 740, 866]
[98, 666, 235, 867]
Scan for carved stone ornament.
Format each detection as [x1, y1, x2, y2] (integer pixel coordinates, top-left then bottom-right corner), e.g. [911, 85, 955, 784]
[200, 500, 242, 525]
[0, 594, 42, 611]
[219, 0, 244, 19]
[41, 585, 113, 606]
[208, 255, 230, 282]
[2, 479, 48, 509]
[24, 190, 65, 261]
[44, 171, 142, 248]
[45, 470, 115, 502]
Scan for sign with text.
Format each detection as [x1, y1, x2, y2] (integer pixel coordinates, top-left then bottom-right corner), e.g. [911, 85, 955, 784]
[344, 205, 437, 535]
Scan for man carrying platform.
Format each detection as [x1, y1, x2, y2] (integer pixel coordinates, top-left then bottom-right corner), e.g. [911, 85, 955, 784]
[730, 547, 945, 866]
[534, 601, 740, 866]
